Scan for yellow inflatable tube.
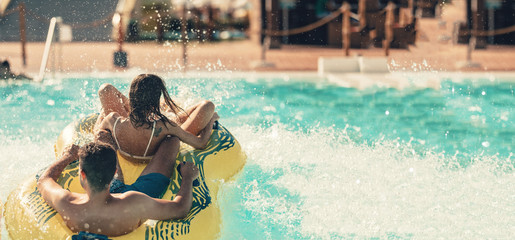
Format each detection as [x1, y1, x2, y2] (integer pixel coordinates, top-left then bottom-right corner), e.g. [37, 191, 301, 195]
[4, 113, 246, 239]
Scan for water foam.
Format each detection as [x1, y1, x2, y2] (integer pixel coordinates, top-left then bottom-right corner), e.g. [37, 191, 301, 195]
[0, 138, 55, 202]
[227, 124, 514, 239]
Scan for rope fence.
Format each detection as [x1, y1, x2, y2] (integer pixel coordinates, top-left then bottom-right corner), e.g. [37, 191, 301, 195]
[254, 2, 515, 41]
[460, 25, 515, 37]
[264, 6, 344, 37]
[3, 5, 115, 29]
[24, 8, 51, 24]
[262, 5, 379, 37]
[2, 5, 19, 16]
[68, 13, 114, 29]
[3, 3, 515, 36]
[263, 9, 515, 39]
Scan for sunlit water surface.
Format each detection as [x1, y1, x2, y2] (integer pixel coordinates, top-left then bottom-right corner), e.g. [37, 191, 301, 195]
[1, 73, 514, 239]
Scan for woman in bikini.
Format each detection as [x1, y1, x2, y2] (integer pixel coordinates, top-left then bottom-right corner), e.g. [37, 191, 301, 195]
[94, 73, 219, 163]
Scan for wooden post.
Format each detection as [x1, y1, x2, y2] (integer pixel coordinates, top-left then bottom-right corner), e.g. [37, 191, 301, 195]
[471, 0, 487, 48]
[358, 0, 367, 29]
[266, 0, 281, 49]
[18, 3, 27, 67]
[206, 3, 214, 41]
[384, 2, 395, 56]
[249, 0, 262, 44]
[118, 14, 124, 52]
[342, 2, 350, 56]
[407, 0, 414, 25]
[181, 3, 188, 71]
[113, 13, 128, 68]
[156, 9, 164, 42]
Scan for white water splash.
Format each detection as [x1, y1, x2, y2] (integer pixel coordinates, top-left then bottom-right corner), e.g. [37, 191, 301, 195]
[0, 138, 55, 202]
[229, 124, 514, 239]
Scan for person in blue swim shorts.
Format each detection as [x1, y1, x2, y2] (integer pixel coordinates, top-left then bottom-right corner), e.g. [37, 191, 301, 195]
[38, 135, 199, 237]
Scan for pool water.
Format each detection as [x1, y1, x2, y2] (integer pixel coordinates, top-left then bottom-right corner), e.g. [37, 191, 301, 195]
[1, 73, 514, 239]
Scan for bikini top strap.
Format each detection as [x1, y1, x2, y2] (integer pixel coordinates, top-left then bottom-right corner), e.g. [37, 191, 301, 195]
[112, 117, 122, 151]
[143, 121, 156, 157]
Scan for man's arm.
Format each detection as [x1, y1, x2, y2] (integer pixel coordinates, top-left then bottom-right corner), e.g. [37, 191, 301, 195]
[37, 145, 79, 209]
[132, 162, 199, 220]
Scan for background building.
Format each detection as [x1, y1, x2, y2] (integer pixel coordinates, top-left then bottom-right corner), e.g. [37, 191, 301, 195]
[462, 0, 515, 46]
[249, 0, 514, 48]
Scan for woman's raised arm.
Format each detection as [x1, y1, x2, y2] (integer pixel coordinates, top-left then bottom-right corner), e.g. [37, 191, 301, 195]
[167, 113, 219, 149]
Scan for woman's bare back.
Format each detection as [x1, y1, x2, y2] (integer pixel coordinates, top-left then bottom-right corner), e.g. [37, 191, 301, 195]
[95, 82, 217, 154]
[107, 115, 177, 162]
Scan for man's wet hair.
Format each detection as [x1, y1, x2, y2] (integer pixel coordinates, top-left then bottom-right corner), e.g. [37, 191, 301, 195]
[78, 142, 117, 192]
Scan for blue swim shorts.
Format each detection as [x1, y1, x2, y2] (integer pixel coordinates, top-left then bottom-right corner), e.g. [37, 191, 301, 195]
[110, 173, 170, 199]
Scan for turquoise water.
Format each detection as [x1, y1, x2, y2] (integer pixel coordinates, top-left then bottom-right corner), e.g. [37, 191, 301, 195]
[1, 74, 514, 239]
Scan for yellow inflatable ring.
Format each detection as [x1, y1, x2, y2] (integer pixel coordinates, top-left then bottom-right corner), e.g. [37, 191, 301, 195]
[4, 113, 246, 239]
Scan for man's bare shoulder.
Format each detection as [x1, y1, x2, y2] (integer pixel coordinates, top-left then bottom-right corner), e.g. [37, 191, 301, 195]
[114, 190, 149, 200]
[110, 191, 163, 220]
[112, 191, 155, 207]
[111, 191, 181, 221]
[50, 192, 87, 216]
[61, 192, 150, 236]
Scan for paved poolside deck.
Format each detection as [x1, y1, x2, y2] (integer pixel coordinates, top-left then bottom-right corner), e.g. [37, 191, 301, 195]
[3, 37, 514, 75]
[2, 1, 515, 75]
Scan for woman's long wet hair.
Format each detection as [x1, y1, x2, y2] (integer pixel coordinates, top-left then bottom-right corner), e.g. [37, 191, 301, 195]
[128, 74, 184, 129]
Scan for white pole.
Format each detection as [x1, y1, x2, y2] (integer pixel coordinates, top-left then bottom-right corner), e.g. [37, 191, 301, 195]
[36, 17, 57, 82]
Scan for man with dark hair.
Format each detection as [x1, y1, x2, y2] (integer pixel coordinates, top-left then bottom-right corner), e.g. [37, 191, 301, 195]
[37, 136, 198, 237]
[78, 143, 118, 192]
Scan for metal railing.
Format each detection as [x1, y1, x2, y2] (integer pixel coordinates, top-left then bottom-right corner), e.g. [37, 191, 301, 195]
[35, 17, 60, 82]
